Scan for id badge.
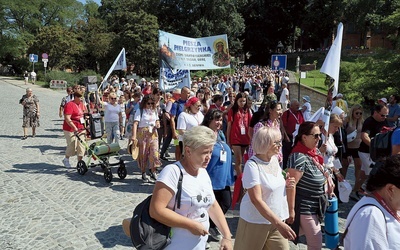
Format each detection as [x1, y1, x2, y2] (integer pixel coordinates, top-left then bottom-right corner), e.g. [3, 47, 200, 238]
[220, 151, 227, 162]
[80, 117, 85, 124]
[240, 127, 246, 135]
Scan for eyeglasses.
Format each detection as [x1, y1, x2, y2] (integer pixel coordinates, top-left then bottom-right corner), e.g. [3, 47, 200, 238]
[273, 140, 282, 146]
[307, 133, 322, 139]
[355, 112, 363, 115]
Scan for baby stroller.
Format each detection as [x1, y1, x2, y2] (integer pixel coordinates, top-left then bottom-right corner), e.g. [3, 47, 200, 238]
[74, 82, 127, 183]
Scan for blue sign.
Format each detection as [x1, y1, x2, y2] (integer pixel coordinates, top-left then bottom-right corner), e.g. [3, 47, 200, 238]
[29, 54, 38, 63]
[271, 54, 287, 70]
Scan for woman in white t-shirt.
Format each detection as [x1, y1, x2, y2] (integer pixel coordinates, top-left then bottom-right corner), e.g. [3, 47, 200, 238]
[150, 126, 233, 250]
[103, 92, 122, 144]
[177, 97, 204, 154]
[234, 127, 296, 250]
[344, 155, 400, 249]
[131, 95, 161, 183]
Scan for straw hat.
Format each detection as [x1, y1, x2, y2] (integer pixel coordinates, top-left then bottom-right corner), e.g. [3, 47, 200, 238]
[127, 140, 139, 160]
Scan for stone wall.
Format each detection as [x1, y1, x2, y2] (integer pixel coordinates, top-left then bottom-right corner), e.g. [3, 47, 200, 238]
[287, 81, 327, 113]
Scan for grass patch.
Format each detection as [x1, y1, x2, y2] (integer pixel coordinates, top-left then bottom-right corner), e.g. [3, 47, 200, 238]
[294, 70, 328, 93]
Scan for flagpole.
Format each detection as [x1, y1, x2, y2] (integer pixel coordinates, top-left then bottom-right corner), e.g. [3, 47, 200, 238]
[98, 48, 126, 91]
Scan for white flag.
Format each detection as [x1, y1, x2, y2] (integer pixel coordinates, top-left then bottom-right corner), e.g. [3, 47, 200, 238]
[320, 22, 343, 98]
[99, 48, 127, 90]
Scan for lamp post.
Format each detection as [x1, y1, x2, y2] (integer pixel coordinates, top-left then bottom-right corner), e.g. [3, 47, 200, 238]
[277, 41, 284, 53]
[298, 57, 301, 101]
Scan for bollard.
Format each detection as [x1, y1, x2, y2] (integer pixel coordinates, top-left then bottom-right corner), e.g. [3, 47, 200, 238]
[324, 196, 339, 249]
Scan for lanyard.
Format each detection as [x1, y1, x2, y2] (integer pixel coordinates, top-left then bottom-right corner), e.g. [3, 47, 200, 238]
[289, 109, 300, 124]
[373, 192, 400, 223]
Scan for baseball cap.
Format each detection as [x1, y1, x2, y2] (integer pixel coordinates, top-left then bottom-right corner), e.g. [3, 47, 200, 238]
[378, 98, 387, 104]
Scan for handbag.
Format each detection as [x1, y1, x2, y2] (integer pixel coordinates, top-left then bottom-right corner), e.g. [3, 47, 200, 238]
[346, 129, 357, 143]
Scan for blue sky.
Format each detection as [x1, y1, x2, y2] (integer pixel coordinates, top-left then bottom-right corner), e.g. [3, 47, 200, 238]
[77, 0, 102, 5]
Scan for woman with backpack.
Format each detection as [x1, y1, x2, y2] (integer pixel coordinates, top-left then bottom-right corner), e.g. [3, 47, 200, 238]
[150, 126, 233, 250]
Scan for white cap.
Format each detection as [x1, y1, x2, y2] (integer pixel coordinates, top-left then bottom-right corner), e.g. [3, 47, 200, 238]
[378, 98, 388, 104]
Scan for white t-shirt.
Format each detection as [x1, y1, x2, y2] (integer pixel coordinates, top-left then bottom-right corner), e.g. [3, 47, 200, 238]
[177, 112, 204, 141]
[134, 108, 159, 128]
[279, 87, 289, 104]
[240, 156, 289, 224]
[344, 196, 400, 250]
[302, 102, 312, 121]
[103, 102, 121, 122]
[158, 163, 215, 250]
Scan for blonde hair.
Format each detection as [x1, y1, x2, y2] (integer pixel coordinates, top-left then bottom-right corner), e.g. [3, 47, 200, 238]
[252, 127, 281, 155]
[109, 92, 117, 99]
[183, 126, 216, 150]
[330, 113, 343, 126]
[346, 104, 364, 128]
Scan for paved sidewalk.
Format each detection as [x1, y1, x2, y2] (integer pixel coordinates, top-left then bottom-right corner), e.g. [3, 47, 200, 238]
[0, 77, 355, 249]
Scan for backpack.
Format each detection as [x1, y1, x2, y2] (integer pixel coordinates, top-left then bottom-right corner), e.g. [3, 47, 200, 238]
[130, 165, 183, 249]
[370, 127, 395, 162]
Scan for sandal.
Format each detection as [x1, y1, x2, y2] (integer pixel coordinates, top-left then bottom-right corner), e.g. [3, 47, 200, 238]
[21, 135, 27, 140]
[32, 134, 36, 138]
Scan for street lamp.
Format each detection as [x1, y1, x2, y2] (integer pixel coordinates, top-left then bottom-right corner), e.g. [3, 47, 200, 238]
[277, 41, 284, 53]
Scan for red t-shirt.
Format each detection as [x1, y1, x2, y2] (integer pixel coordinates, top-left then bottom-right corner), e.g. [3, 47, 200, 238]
[142, 88, 152, 96]
[228, 108, 251, 145]
[63, 101, 86, 132]
[282, 109, 304, 138]
[209, 104, 226, 112]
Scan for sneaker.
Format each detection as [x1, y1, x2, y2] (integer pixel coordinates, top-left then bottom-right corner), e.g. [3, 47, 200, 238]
[205, 242, 210, 249]
[208, 227, 222, 242]
[165, 152, 171, 157]
[62, 158, 71, 168]
[150, 171, 158, 181]
[142, 172, 150, 183]
[160, 155, 168, 161]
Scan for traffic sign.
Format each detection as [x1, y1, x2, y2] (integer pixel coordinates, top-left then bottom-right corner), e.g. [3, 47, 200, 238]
[270, 54, 287, 70]
[42, 53, 48, 59]
[42, 59, 48, 63]
[44, 61, 48, 68]
[29, 54, 38, 63]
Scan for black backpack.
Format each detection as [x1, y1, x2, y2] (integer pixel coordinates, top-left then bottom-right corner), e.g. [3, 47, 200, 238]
[370, 128, 395, 162]
[130, 165, 183, 250]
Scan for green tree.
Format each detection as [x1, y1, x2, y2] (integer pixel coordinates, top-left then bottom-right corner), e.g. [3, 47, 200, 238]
[31, 25, 84, 70]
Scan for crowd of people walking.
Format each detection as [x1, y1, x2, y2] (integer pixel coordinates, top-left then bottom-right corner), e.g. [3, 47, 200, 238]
[20, 64, 400, 249]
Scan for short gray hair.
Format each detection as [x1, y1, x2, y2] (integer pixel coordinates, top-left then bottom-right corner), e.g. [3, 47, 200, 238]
[183, 126, 216, 150]
[252, 127, 281, 155]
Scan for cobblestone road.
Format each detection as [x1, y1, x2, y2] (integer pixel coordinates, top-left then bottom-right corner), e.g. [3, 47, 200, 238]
[0, 77, 355, 249]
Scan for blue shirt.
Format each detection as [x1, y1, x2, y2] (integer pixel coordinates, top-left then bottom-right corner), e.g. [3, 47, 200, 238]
[388, 103, 400, 127]
[170, 99, 186, 118]
[206, 131, 234, 190]
[392, 127, 400, 150]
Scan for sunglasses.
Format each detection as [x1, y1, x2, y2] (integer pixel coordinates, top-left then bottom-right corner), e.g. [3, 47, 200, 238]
[147, 102, 155, 105]
[110, 98, 117, 100]
[355, 112, 363, 115]
[380, 114, 388, 118]
[307, 133, 322, 139]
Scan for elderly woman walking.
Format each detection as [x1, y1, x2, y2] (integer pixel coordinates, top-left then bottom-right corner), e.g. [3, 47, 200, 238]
[19, 88, 40, 139]
[150, 126, 233, 250]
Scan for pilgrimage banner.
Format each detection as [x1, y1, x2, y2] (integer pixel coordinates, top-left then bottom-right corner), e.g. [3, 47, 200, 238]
[159, 61, 191, 91]
[159, 30, 230, 70]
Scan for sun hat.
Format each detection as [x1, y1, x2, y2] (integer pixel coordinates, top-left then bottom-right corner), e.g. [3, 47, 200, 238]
[338, 180, 352, 203]
[127, 140, 139, 160]
[336, 93, 343, 99]
[302, 96, 310, 102]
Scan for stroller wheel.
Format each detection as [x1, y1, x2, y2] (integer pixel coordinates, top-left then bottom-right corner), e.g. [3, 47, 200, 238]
[104, 169, 113, 183]
[118, 163, 127, 179]
[77, 160, 88, 175]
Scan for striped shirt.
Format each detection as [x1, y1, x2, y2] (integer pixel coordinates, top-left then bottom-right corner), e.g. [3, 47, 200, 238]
[287, 152, 326, 215]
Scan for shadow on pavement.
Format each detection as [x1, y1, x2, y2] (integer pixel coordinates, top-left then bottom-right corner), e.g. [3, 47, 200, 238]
[23, 144, 65, 154]
[44, 128, 63, 132]
[0, 134, 23, 139]
[94, 225, 132, 248]
[9, 162, 66, 174]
